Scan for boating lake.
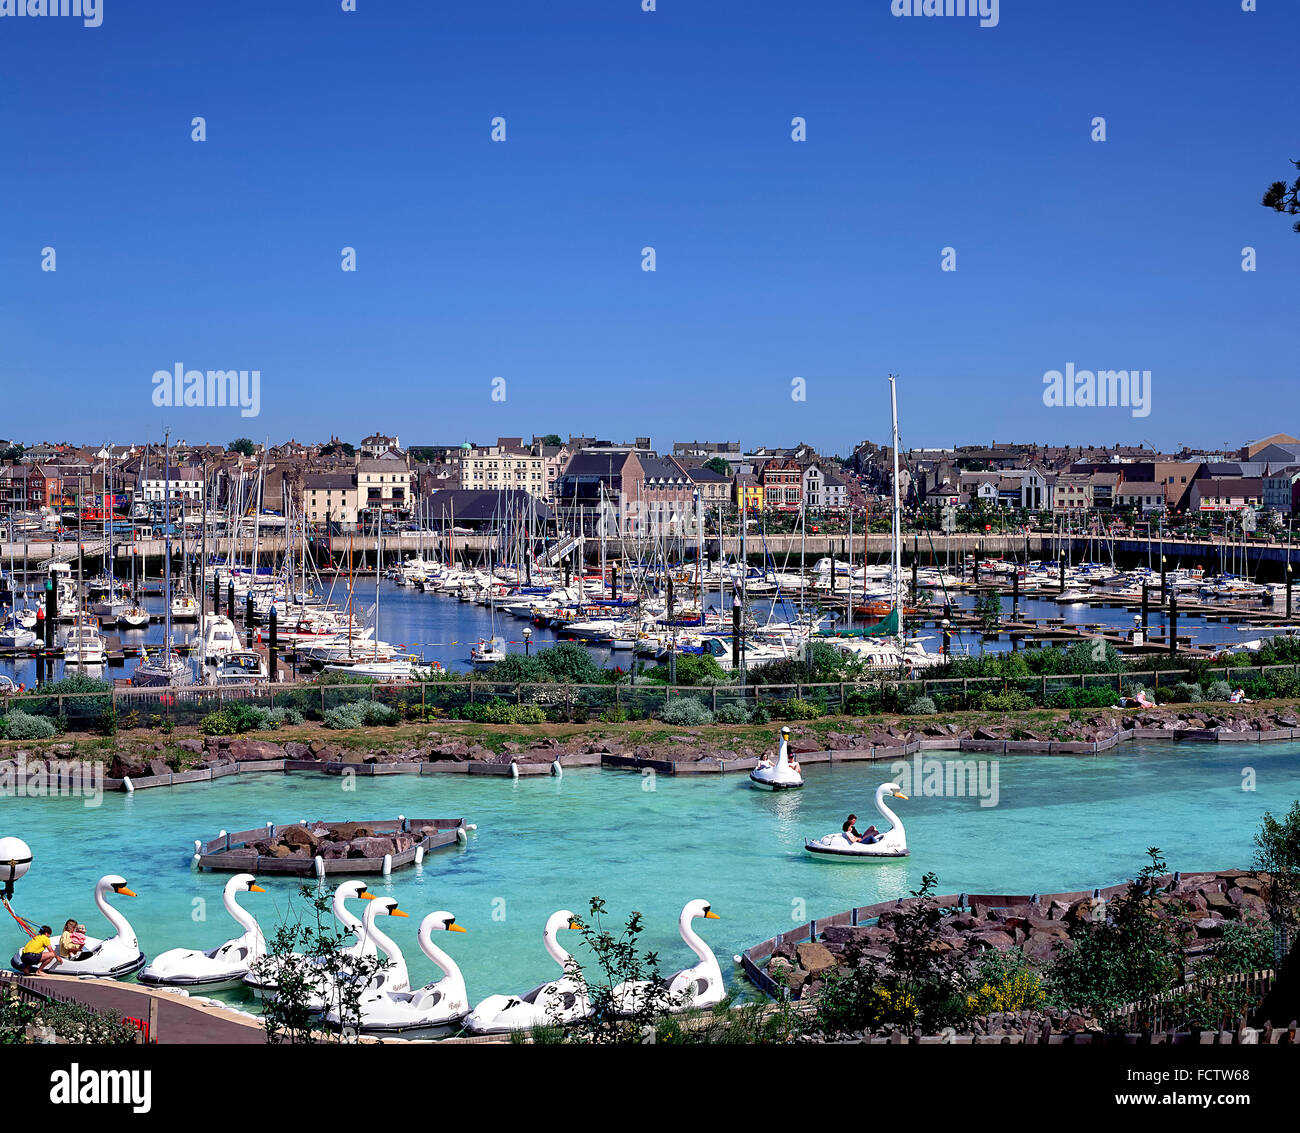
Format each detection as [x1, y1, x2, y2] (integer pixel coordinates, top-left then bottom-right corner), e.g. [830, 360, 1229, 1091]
[6, 740, 1299, 1010]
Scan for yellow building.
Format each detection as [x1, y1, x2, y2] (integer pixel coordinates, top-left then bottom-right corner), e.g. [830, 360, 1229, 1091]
[733, 474, 763, 512]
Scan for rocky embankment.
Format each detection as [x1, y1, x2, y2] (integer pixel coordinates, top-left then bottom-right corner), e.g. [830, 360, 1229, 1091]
[766, 870, 1280, 1025]
[3, 703, 1298, 785]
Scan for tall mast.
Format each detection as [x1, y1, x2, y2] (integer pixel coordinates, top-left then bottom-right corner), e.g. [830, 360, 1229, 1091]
[889, 374, 903, 647]
[163, 430, 173, 661]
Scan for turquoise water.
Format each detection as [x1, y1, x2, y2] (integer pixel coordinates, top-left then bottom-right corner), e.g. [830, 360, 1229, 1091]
[6, 741, 1299, 1009]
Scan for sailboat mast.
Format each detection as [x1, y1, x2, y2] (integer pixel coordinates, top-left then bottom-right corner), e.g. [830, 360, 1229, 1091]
[889, 374, 903, 647]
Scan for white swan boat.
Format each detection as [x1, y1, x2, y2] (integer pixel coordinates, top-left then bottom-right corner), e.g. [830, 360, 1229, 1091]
[804, 782, 910, 859]
[326, 910, 470, 1038]
[9, 875, 145, 979]
[307, 897, 411, 1016]
[464, 910, 591, 1034]
[749, 726, 803, 790]
[243, 880, 375, 1001]
[138, 874, 266, 992]
[611, 899, 723, 1015]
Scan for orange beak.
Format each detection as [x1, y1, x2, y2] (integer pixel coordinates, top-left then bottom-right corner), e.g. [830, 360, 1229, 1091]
[359, 891, 377, 900]
[447, 924, 468, 934]
[893, 792, 909, 800]
[705, 911, 720, 920]
[249, 884, 266, 893]
[117, 887, 137, 897]
[390, 908, 409, 918]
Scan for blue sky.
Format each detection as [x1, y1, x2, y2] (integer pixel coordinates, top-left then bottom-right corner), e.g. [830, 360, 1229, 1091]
[1, 0, 1296, 454]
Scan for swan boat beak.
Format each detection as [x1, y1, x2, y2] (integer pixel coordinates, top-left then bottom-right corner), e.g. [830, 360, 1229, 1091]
[115, 885, 137, 897]
[249, 884, 267, 893]
[705, 910, 720, 920]
[390, 908, 410, 918]
[567, 920, 582, 930]
[359, 891, 377, 900]
[447, 923, 468, 934]
[892, 792, 909, 800]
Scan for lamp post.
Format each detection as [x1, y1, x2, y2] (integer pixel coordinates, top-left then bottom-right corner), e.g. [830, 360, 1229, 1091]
[522, 625, 532, 657]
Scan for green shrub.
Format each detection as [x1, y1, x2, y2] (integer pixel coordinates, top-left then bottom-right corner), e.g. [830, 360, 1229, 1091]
[714, 703, 750, 724]
[1043, 686, 1121, 710]
[264, 707, 305, 727]
[975, 688, 1034, 712]
[772, 697, 824, 720]
[657, 696, 714, 726]
[1205, 680, 1233, 702]
[323, 700, 398, 729]
[903, 695, 938, 715]
[2, 711, 57, 740]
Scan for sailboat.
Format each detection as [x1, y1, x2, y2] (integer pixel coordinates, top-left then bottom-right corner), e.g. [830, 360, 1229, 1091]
[132, 434, 195, 688]
[819, 376, 943, 673]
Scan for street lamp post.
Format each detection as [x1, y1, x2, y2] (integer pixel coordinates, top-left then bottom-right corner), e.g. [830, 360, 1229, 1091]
[522, 625, 532, 656]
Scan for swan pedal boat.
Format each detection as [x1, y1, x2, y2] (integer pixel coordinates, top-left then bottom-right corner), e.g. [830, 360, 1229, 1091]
[805, 783, 910, 859]
[610, 899, 724, 1016]
[9, 875, 145, 980]
[138, 874, 265, 992]
[749, 726, 804, 791]
[242, 880, 376, 1002]
[326, 910, 470, 1039]
[464, 910, 591, 1035]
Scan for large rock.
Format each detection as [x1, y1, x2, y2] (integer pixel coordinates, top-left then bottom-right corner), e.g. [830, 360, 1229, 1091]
[349, 836, 397, 859]
[279, 825, 320, 850]
[796, 942, 837, 975]
[147, 757, 172, 778]
[227, 739, 287, 762]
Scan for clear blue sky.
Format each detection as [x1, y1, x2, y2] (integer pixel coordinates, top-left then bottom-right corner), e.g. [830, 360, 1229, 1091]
[2, 0, 1296, 455]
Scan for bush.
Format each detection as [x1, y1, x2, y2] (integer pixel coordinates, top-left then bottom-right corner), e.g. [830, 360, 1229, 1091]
[323, 701, 398, 729]
[264, 707, 304, 727]
[1, 710, 57, 740]
[1043, 686, 1122, 710]
[1205, 680, 1233, 702]
[903, 695, 937, 716]
[714, 703, 750, 724]
[657, 696, 714, 726]
[1159, 681, 1203, 705]
[772, 697, 824, 720]
[975, 688, 1034, 712]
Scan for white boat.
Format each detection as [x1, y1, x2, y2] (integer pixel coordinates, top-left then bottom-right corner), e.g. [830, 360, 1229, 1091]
[117, 605, 150, 629]
[0, 617, 37, 650]
[805, 782, 910, 859]
[464, 910, 591, 1035]
[200, 614, 242, 663]
[610, 900, 723, 1015]
[138, 874, 266, 992]
[324, 910, 470, 1039]
[243, 881, 376, 1002]
[170, 594, 200, 620]
[63, 616, 106, 664]
[749, 727, 804, 790]
[10, 875, 145, 979]
[214, 649, 268, 686]
[470, 640, 507, 667]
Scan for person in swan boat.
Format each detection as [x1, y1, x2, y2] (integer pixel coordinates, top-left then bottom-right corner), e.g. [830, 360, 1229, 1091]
[842, 815, 881, 845]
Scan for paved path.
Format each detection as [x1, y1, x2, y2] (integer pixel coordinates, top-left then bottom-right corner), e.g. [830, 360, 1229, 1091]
[5, 973, 267, 1044]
